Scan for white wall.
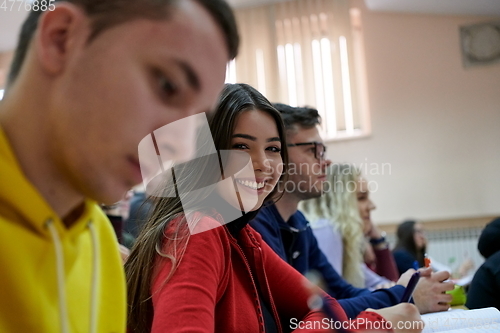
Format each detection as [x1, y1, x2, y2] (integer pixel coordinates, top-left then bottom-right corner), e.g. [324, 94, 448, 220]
[328, 0, 500, 224]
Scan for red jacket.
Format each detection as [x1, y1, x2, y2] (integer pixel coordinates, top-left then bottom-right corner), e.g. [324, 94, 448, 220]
[151, 214, 391, 332]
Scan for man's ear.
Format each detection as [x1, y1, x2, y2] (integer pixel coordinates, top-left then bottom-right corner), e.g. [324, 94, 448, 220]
[34, 4, 90, 76]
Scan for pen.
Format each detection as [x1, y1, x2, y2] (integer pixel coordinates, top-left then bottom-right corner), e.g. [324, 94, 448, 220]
[400, 271, 421, 303]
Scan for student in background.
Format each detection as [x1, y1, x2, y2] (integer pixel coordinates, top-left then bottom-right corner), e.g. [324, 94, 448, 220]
[300, 163, 399, 289]
[101, 190, 134, 245]
[393, 220, 428, 275]
[394, 220, 463, 277]
[0, 0, 238, 332]
[125, 185, 151, 240]
[125, 84, 419, 333]
[101, 190, 135, 263]
[250, 103, 454, 319]
[466, 217, 500, 311]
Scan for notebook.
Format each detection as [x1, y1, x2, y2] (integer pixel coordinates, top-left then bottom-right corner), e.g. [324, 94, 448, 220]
[421, 307, 500, 333]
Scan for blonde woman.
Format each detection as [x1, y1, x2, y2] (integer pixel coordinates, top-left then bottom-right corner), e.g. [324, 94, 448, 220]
[300, 164, 398, 289]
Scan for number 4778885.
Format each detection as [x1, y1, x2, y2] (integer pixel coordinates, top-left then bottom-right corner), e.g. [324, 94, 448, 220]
[1, 0, 56, 11]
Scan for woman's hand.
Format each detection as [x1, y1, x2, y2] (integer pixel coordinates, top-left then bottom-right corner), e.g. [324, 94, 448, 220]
[397, 267, 454, 313]
[367, 224, 383, 239]
[366, 303, 424, 333]
[412, 270, 454, 314]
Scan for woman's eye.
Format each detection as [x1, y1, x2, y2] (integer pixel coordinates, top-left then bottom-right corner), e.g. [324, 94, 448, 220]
[232, 144, 247, 150]
[159, 76, 178, 98]
[267, 146, 281, 153]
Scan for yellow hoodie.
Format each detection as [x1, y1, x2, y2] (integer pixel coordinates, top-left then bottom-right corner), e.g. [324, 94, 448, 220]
[0, 127, 126, 332]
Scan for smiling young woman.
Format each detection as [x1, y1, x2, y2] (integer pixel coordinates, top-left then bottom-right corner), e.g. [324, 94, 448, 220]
[125, 84, 393, 333]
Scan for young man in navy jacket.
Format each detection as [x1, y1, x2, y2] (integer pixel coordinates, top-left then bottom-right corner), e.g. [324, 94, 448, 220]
[250, 103, 454, 319]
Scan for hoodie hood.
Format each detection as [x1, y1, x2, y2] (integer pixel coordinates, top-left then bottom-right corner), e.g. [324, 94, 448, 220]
[0, 126, 126, 333]
[0, 126, 93, 238]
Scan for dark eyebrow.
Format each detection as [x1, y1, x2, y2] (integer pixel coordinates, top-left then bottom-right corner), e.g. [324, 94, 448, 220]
[232, 134, 281, 143]
[232, 134, 256, 141]
[178, 60, 200, 92]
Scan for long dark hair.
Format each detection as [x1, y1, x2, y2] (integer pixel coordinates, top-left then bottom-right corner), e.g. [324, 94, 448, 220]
[125, 83, 288, 333]
[394, 220, 426, 266]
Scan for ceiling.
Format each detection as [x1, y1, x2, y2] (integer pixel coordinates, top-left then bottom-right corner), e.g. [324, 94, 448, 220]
[1, 0, 500, 52]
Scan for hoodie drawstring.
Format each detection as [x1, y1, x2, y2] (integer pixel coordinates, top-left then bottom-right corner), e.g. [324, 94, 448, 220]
[46, 219, 99, 333]
[46, 219, 69, 333]
[87, 221, 99, 333]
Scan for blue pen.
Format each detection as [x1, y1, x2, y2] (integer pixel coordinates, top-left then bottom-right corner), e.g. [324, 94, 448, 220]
[400, 271, 421, 302]
[413, 260, 419, 270]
